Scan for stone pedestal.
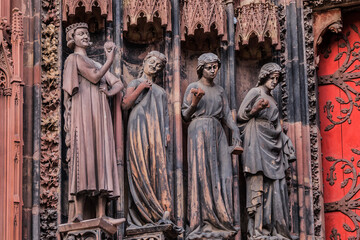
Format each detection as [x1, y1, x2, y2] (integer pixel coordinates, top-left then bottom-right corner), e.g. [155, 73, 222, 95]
[59, 217, 125, 240]
[124, 224, 178, 240]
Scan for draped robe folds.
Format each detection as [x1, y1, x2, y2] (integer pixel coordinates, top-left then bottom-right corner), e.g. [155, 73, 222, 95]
[182, 81, 238, 240]
[63, 53, 120, 199]
[126, 79, 175, 227]
[238, 87, 296, 239]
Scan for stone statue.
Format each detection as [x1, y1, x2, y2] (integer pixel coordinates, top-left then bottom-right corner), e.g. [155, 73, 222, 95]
[182, 53, 242, 239]
[122, 51, 180, 233]
[237, 63, 296, 240]
[63, 22, 124, 223]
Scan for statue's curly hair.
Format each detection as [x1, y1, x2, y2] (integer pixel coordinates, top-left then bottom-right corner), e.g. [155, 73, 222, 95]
[196, 53, 221, 79]
[256, 62, 282, 86]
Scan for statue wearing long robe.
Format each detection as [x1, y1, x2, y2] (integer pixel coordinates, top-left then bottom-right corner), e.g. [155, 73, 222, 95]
[238, 87, 296, 239]
[126, 79, 174, 226]
[182, 81, 239, 240]
[63, 53, 120, 199]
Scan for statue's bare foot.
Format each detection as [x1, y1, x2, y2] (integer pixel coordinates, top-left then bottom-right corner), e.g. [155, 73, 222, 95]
[71, 214, 83, 223]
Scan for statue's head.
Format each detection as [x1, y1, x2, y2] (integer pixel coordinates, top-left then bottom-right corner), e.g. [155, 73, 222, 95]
[196, 53, 221, 80]
[142, 51, 167, 77]
[65, 22, 90, 49]
[257, 62, 282, 87]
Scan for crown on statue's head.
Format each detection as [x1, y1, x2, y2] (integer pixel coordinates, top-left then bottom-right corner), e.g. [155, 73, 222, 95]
[65, 22, 88, 34]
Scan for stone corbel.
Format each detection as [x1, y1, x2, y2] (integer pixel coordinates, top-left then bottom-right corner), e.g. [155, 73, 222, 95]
[313, 8, 342, 66]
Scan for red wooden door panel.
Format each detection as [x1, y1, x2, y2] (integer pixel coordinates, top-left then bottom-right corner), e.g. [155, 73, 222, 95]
[318, 12, 360, 240]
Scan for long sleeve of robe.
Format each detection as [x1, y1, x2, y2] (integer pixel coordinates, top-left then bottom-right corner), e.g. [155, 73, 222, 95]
[63, 53, 120, 198]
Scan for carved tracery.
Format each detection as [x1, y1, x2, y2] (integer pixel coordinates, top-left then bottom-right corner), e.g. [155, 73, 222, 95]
[181, 0, 227, 41]
[123, 0, 171, 32]
[62, 0, 113, 22]
[235, 0, 280, 50]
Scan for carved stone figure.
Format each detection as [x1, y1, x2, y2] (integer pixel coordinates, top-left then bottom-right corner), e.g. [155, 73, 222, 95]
[122, 51, 179, 233]
[63, 22, 123, 222]
[182, 53, 241, 239]
[237, 63, 296, 240]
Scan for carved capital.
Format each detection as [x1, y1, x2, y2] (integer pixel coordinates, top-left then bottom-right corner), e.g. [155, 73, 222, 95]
[3, 87, 12, 96]
[235, 0, 280, 50]
[181, 0, 227, 41]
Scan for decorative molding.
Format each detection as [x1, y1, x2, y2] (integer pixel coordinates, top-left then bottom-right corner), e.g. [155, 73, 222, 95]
[324, 149, 360, 239]
[313, 8, 342, 65]
[235, 0, 280, 50]
[11, 9, 23, 42]
[181, 0, 227, 41]
[123, 0, 171, 32]
[278, 3, 287, 121]
[303, 2, 325, 238]
[41, 0, 61, 238]
[125, 232, 165, 240]
[0, 17, 13, 76]
[0, 69, 6, 94]
[59, 218, 118, 240]
[0, 7, 23, 240]
[305, 0, 345, 8]
[62, 0, 113, 22]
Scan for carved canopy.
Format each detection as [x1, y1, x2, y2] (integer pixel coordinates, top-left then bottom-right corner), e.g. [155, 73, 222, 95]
[181, 0, 227, 41]
[235, 1, 280, 50]
[123, 0, 171, 32]
[62, 0, 113, 22]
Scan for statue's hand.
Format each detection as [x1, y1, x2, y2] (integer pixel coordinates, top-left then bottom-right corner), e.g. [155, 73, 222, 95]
[104, 42, 116, 62]
[190, 88, 205, 107]
[251, 98, 269, 115]
[99, 85, 110, 96]
[139, 80, 152, 91]
[232, 134, 241, 147]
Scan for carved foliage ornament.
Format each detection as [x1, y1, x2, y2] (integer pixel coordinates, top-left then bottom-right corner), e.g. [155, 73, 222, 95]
[305, 0, 345, 8]
[181, 0, 227, 41]
[41, 0, 61, 238]
[62, 0, 113, 22]
[324, 149, 360, 239]
[235, 0, 280, 50]
[319, 24, 360, 131]
[0, 17, 13, 75]
[123, 0, 171, 32]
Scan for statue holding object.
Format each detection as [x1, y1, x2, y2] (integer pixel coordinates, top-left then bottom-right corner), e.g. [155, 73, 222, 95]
[122, 51, 181, 235]
[63, 22, 124, 225]
[182, 53, 242, 239]
[237, 63, 296, 240]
